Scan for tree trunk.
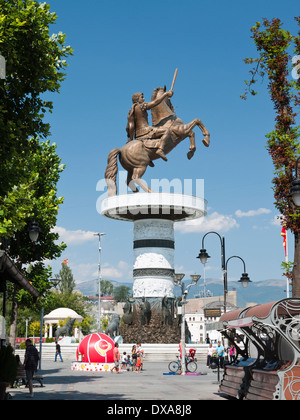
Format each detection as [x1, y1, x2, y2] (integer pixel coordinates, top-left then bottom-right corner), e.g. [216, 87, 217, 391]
[8, 285, 18, 350]
[292, 231, 300, 298]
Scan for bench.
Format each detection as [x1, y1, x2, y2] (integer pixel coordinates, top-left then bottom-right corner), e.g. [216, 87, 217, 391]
[245, 368, 279, 400]
[217, 298, 300, 400]
[219, 359, 255, 399]
[15, 374, 44, 388]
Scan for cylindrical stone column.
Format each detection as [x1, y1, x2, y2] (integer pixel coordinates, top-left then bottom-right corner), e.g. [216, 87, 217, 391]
[101, 193, 206, 298]
[132, 218, 175, 298]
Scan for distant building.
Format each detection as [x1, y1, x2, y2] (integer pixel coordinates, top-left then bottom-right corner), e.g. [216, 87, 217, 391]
[185, 290, 238, 343]
[86, 296, 117, 325]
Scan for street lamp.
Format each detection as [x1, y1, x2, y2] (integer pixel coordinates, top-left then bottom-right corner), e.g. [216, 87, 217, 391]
[28, 219, 42, 243]
[197, 231, 226, 309]
[50, 278, 61, 289]
[94, 232, 105, 331]
[197, 249, 211, 264]
[172, 273, 185, 286]
[225, 256, 251, 290]
[239, 272, 251, 288]
[197, 232, 251, 312]
[172, 273, 200, 375]
[190, 274, 201, 284]
[290, 157, 300, 207]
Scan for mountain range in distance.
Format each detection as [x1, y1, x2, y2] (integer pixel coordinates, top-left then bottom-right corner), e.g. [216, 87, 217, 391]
[75, 277, 290, 308]
[193, 278, 289, 307]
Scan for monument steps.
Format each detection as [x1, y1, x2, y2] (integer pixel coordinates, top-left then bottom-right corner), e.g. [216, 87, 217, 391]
[15, 343, 209, 362]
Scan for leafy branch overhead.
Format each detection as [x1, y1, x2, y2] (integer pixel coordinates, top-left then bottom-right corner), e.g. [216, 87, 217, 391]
[242, 17, 300, 232]
[242, 17, 300, 297]
[0, 1, 72, 309]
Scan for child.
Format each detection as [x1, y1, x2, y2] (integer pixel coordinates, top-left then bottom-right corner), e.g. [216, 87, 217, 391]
[126, 355, 132, 371]
[136, 352, 142, 373]
[121, 352, 128, 371]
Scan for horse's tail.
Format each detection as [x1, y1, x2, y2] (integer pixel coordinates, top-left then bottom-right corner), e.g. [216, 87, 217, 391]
[105, 148, 120, 196]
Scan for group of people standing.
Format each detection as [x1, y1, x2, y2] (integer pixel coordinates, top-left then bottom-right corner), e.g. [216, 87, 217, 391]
[206, 341, 236, 368]
[111, 342, 144, 373]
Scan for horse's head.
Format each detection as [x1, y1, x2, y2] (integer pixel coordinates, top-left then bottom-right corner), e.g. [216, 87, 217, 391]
[151, 86, 175, 126]
[151, 86, 166, 101]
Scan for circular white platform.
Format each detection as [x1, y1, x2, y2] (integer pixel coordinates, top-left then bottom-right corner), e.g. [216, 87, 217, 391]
[101, 193, 207, 222]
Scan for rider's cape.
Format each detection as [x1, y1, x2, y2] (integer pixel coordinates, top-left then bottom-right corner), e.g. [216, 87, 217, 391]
[126, 104, 136, 141]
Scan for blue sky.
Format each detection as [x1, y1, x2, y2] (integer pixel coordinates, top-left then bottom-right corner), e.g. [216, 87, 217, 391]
[44, 0, 299, 295]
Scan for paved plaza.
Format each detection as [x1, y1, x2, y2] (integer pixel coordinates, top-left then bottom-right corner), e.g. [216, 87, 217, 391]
[9, 360, 228, 402]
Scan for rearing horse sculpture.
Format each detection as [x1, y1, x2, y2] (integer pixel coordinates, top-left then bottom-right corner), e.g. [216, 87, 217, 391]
[104, 86, 210, 196]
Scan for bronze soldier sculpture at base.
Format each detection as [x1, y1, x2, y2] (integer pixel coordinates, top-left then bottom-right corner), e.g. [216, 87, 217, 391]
[119, 297, 182, 344]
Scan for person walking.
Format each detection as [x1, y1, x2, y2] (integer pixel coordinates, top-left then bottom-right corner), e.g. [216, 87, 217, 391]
[24, 339, 39, 398]
[55, 342, 63, 362]
[111, 343, 120, 373]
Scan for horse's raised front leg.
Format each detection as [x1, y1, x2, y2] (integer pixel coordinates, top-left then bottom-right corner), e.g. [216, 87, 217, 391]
[174, 118, 210, 148]
[187, 131, 196, 160]
[195, 118, 210, 147]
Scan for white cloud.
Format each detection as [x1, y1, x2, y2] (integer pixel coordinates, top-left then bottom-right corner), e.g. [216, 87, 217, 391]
[102, 266, 123, 279]
[235, 208, 271, 218]
[72, 262, 98, 280]
[52, 226, 97, 245]
[102, 261, 131, 280]
[64, 261, 131, 287]
[175, 211, 239, 234]
[271, 215, 284, 226]
[117, 260, 130, 271]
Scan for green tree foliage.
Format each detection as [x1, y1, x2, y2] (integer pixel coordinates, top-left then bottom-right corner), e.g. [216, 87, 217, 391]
[0, 0, 72, 261]
[113, 285, 131, 302]
[100, 279, 114, 296]
[56, 263, 76, 295]
[242, 17, 300, 296]
[1, 137, 66, 263]
[0, 0, 72, 191]
[0, 0, 73, 346]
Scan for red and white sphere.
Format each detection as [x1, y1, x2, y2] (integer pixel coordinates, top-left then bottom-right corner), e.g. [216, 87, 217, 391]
[76, 333, 115, 363]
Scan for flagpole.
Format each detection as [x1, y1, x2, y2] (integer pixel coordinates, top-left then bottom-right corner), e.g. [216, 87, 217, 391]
[286, 229, 289, 298]
[94, 233, 105, 331]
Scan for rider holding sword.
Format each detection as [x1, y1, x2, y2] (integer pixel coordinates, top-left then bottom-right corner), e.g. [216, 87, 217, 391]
[126, 89, 173, 161]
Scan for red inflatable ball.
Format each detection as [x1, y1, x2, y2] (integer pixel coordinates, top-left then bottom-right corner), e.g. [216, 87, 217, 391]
[76, 333, 115, 363]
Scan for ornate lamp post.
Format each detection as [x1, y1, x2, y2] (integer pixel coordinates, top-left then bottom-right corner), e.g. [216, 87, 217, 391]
[197, 232, 251, 312]
[172, 273, 200, 375]
[225, 256, 251, 289]
[197, 232, 226, 309]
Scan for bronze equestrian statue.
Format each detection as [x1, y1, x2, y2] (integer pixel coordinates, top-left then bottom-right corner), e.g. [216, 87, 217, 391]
[105, 69, 210, 196]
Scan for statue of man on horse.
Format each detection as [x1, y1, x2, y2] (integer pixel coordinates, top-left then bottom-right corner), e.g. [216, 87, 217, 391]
[126, 89, 174, 162]
[104, 69, 210, 196]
